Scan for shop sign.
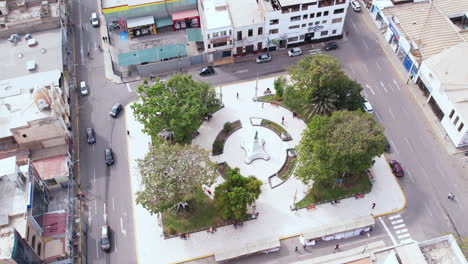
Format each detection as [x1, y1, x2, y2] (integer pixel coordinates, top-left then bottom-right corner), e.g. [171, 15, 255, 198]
[307, 25, 324, 32]
[210, 36, 230, 44]
[388, 23, 400, 40]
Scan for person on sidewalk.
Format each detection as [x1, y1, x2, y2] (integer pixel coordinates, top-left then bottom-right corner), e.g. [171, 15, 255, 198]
[334, 244, 340, 252]
[372, 202, 376, 209]
[127, 130, 130, 135]
[237, 92, 239, 99]
[281, 116, 285, 125]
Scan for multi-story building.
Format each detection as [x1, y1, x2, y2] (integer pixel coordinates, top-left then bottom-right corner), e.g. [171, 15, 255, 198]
[260, 0, 349, 50]
[199, 0, 234, 61]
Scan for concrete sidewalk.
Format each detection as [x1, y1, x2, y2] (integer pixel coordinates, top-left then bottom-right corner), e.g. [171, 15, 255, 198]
[124, 76, 406, 264]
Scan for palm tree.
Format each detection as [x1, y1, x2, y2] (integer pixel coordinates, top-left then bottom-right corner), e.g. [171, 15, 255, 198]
[302, 89, 337, 118]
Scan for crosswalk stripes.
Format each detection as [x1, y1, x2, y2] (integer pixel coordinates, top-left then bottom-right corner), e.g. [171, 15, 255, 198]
[387, 214, 413, 244]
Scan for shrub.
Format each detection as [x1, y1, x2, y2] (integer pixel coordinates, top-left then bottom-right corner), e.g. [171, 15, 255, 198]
[213, 140, 223, 154]
[223, 122, 232, 134]
[168, 226, 177, 235]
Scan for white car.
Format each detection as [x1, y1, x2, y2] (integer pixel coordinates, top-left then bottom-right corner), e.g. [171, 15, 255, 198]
[80, 81, 88, 96]
[363, 100, 374, 113]
[351, 0, 361, 12]
[288, 47, 302, 57]
[90, 12, 100, 27]
[100, 226, 110, 251]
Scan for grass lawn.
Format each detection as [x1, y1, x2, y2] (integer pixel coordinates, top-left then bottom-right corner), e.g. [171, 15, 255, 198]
[258, 94, 276, 103]
[261, 119, 288, 136]
[279, 156, 297, 181]
[162, 189, 226, 236]
[296, 173, 372, 208]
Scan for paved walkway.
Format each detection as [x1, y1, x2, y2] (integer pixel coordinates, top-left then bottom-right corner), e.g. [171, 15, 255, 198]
[124, 76, 405, 264]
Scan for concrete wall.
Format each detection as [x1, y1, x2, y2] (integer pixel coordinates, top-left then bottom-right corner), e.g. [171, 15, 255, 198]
[136, 57, 192, 75]
[0, 17, 61, 37]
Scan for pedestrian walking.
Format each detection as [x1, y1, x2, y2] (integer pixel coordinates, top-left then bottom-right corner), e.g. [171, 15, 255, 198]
[102, 37, 105, 42]
[127, 130, 130, 135]
[81, 26, 84, 30]
[372, 202, 376, 209]
[262, 103, 264, 108]
[236, 92, 239, 99]
[255, 212, 259, 218]
[234, 223, 238, 229]
[334, 244, 340, 252]
[346, 31, 349, 37]
[281, 116, 285, 125]
[295, 246, 299, 252]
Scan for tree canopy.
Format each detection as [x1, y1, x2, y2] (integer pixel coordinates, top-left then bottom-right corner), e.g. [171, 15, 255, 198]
[131, 74, 220, 143]
[136, 143, 217, 215]
[214, 168, 262, 221]
[284, 55, 365, 118]
[295, 111, 386, 185]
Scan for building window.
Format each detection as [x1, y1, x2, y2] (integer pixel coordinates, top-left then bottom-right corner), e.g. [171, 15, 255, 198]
[449, 109, 455, 118]
[237, 31, 242, 40]
[315, 21, 320, 25]
[310, 13, 315, 18]
[207, 33, 210, 39]
[221, 31, 226, 36]
[324, 11, 329, 16]
[321, 30, 328, 36]
[302, 24, 306, 27]
[270, 19, 279, 25]
[458, 123, 464, 132]
[213, 42, 227, 48]
[291, 16, 301, 22]
[248, 29, 253, 37]
[308, 22, 314, 26]
[303, 14, 308, 19]
[289, 25, 300, 29]
[300, 35, 305, 39]
[334, 8, 344, 14]
[332, 17, 343, 23]
[332, 29, 337, 34]
[212, 32, 219, 38]
[258, 27, 263, 35]
[229, 30, 232, 35]
[336, 0, 346, 4]
[31, 234, 36, 248]
[322, 20, 327, 24]
[208, 44, 211, 49]
[454, 116, 459, 125]
[318, 0, 333, 8]
[317, 12, 322, 17]
[269, 29, 279, 34]
[302, 3, 314, 10]
[288, 36, 299, 42]
[291, 5, 300, 12]
[37, 242, 42, 256]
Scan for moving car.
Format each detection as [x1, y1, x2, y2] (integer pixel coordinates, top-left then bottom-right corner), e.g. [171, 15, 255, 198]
[288, 47, 302, 57]
[80, 81, 88, 96]
[256, 54, 272, 63]
[100, 226, 110, 251]
[350, 0, 361, 12]
[199, 66, 215, 76]
[363, 100, 374, 113]
[86, 128, 96, 144]
[389, 160, 404, 177]
[323, 42, 339, 51]
[109, 103, 122, 118]
[90, 12, 100, 27]
[105, 148, 114, 165]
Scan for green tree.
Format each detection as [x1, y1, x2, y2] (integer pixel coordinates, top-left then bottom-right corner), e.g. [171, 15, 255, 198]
[296, 111, 385, 185]
[285, 55, 364, 117]
[274, 76, 287, 99]
[136, 143, 217, 215]
[214, 168, 262, 221]
[132, 74, 220, 143]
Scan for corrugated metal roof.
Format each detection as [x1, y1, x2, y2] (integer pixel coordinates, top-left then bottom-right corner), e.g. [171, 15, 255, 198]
[432, 0, 468, 42]
[382, 2, 464, 60]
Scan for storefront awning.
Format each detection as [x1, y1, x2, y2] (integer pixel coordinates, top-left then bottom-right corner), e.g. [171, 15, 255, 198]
[171, 9, 199, 22]
[127, 16, 155, 29]
[156, 17, 173, 28]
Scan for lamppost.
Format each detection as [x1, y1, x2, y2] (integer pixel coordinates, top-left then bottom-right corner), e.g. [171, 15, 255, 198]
[361, 233, 371, 254]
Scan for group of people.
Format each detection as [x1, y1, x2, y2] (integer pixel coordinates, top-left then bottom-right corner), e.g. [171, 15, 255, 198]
[207, 226, 217, 234]
[179, 233, 190, 240]
[264, 88, 272, 94]
[233, 221, 244, 230]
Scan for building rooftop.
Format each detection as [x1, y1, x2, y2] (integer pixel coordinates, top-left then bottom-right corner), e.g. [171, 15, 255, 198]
[227, 0, 265, 28]
[0, 157, 28, 218]
[0, 28, 63, 80]
[32, 155, 69, 181]
[382, 2, 465, 61]
[201, 0, 232, 30]
[424, 43, 468, 121]
[0, 70, 61, 139]
[432, 0, 468, 41]
[0, 218, 27, 260]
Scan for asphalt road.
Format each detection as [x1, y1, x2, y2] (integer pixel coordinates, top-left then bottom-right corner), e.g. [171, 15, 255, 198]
[70, 2, 468, 264]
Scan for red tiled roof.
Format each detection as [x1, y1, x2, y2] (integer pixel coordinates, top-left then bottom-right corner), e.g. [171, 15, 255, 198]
[42, 212, 66, 237]
[32, 155, 68, 181]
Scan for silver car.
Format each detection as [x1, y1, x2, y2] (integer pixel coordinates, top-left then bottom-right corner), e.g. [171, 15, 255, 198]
[256, 54, 272, 63]
[101, 226, 110, 251]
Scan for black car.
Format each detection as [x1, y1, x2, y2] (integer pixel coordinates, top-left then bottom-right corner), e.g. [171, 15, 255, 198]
[323, 42, 338, 51]
[109, 103, 122, 118]
[384, 138, 391, 152]
[105, 148, 114, 165]
[199, 66, 215, 76]
[86, 128, 96, 144]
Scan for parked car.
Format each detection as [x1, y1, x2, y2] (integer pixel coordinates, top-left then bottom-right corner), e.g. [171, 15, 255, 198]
[288, 47, 302, 57]
[100, 226, 110, 251]
[323, 42, 339, 51]
[86, 128, 96, 144]
[389, 160, 404, 177]
[350, 0, 361, 12]
[90, 12, 100, 27]
[363, 100, 374, 113]
[256, 53, 272, 63]
[384, 138, 391, 152]
[80, 81, 88, 96]
[105, 148, 114, 165]
[199, 66, 215, 76]
[109, 103, 122, 118]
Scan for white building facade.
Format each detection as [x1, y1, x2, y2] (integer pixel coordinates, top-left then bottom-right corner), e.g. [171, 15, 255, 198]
[260, 0, 349, 50]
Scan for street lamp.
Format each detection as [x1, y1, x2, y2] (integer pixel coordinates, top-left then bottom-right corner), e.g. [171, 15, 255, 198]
[362, 233, 371, 254]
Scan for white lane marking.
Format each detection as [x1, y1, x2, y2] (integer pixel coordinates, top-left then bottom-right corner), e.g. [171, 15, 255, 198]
[96, 240, 99, 259]
[380, 81, 388, 93]
[376, 61, 382, 71]
[391, 219, 404, 225]
[363, 63, 369, 73]
[388, 214, 401, 220]
[424, 202, 433, 217]
[369, 87, 375, 95]
[104, 203, 107, 222]
[88, 214, 92, 226]
[112, 197, 115, 211]
[235, 69, 248, 74]
[94, 200, 97, 215]
[362, 39, 369, 49]
[392, 78, 401, 90]
[400, 238, 414, 244]
[91, 112, 94, 122]
[379, 217, 397, 245]
[404, 137, 414, 152]
[398, 233, 411, 239]
[126, 83, 131, 92]
[375, 112, 382, 123]
[92, 144, 95, 152]
[393, 224, 406, 230]
[114, 234, 118, 252]
[363, 91, 368, 98]
[352, 21, 358, 31]
[406, 169, 415, 183]
[389, 108, 396, 120]
[121, 217, 127, 237]
[93, 168, 96, 183]
[395, 228, 408, 234]
[389, 139, 399, 154]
